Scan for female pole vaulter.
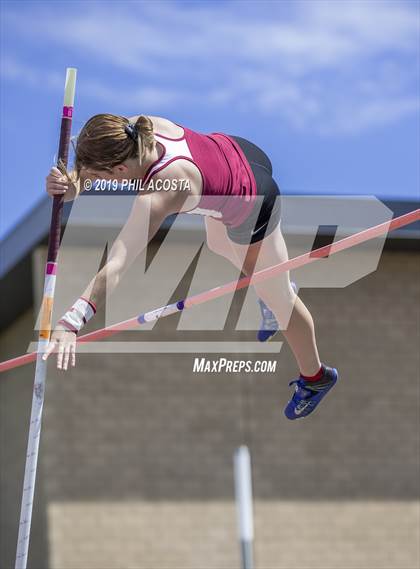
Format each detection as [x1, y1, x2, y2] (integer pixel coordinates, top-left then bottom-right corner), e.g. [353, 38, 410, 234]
[43, 114, 338, 420]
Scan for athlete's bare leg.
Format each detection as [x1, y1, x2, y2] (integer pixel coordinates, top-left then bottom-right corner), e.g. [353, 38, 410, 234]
[205, 218, 321, 376]
[205, 217, 246, 269]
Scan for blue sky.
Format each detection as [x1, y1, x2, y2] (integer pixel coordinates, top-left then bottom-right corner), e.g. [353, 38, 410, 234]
[1, 0, 419, 239]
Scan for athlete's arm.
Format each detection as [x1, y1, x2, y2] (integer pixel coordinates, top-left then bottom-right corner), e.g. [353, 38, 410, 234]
[86, 188, 179, 307]
[43, 186, 183, 369]
[82, 168, 193, 307]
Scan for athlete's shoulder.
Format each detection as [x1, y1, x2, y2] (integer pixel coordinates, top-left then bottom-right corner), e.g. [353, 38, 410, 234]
[147, 115, 185, 139]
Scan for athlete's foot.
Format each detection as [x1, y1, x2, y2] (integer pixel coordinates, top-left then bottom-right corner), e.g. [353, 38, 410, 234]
[284, 364, 338, 420]
[257, 281, 297, 342]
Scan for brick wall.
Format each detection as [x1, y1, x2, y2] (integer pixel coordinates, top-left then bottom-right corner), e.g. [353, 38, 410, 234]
[1, 243, 419, 569]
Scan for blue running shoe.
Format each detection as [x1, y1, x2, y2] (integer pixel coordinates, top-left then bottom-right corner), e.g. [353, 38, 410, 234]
[257, 281, 297, 342]
[284, 365, 338, 420]
[257, 298, 278, 342]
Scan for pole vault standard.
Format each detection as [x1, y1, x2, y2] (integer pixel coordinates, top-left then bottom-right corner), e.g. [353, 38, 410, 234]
[234, 446, 255, 569]
[14, 68, 77, 569]
[0, 208, 418, 375]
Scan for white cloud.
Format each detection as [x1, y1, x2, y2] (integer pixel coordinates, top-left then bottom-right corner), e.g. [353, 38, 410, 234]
[320, 96, 420, 135]
[1, 55, 62, 89]
[1, 0, 419, 135]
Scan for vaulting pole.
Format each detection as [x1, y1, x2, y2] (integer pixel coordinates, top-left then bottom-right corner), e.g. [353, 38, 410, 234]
[14, 68, 77, 569]
[0, 208, 418, 375]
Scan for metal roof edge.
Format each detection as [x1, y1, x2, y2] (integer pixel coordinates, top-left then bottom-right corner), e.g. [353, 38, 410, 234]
[1, 196, 419, 279]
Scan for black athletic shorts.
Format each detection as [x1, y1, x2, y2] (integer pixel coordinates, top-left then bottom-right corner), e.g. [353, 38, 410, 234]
[227, 135, 281, 245]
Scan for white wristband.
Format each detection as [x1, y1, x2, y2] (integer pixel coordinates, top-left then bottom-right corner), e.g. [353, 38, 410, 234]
[58, 297, 96, 334]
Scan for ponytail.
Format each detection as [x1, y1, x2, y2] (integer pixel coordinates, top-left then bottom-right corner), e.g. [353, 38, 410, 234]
[133, 115, 154, 162]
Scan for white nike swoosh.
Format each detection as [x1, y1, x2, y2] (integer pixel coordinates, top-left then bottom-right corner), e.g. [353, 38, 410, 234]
[294, 401, 313, 415]
[251, 223, 268, 236]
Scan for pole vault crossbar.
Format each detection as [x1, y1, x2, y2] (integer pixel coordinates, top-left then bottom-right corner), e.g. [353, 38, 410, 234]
[1, 209, 419, 375]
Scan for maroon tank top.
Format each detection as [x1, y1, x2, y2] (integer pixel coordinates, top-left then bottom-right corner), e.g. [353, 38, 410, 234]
[142, 124, 257, 227]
